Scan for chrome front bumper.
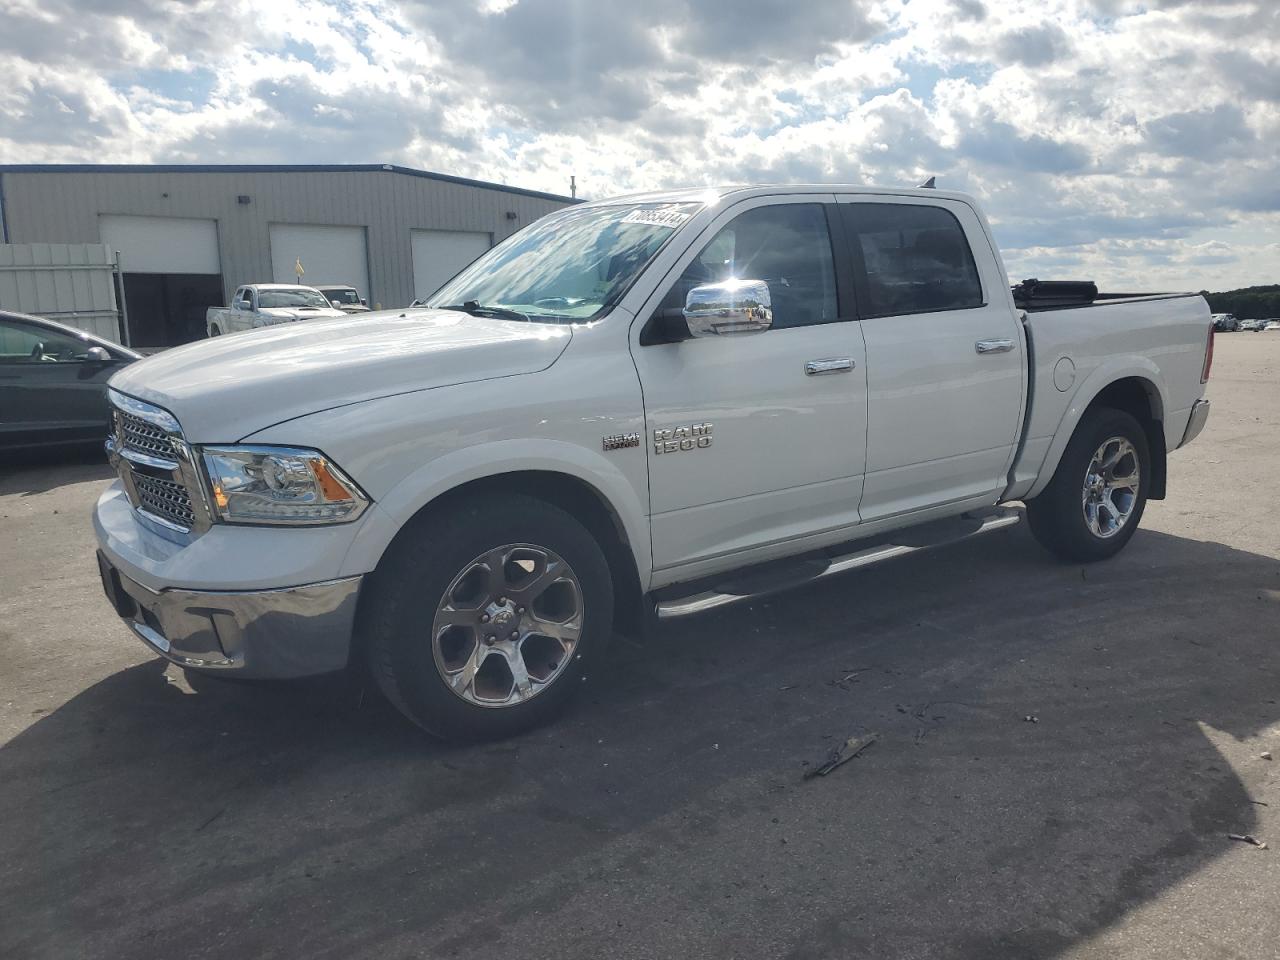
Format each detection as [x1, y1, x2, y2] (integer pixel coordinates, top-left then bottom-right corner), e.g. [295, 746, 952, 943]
[1179, 399, 1211, 448]
[96, 552, 361, 678]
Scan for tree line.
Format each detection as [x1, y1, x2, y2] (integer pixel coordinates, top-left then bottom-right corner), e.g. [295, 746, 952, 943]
[1201, 285, 1280, 320]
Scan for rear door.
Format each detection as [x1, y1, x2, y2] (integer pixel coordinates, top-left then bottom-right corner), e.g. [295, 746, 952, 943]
[837, 197, 1024, 520]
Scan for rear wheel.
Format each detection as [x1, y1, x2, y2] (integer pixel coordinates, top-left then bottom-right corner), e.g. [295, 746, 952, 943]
[1027, 407, 1149, 562]
[363, 494, 613, 740]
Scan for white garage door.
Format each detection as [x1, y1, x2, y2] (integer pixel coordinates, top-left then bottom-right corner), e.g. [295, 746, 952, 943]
[270, 224, 369, 301]
[412, 229, 491, 302]
[100, 215, 220, 274]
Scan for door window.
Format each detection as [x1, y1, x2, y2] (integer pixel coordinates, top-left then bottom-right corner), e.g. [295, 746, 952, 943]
[843, 204, 983, 318]
[0, 319, 94, 363]
[660, 204, 840, 329]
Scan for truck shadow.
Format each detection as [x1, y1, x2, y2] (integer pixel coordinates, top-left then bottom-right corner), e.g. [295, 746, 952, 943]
[2, 523, 1277, 960]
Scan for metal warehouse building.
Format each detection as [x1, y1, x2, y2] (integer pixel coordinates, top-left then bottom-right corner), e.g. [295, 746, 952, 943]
[0, 164, 574, 347]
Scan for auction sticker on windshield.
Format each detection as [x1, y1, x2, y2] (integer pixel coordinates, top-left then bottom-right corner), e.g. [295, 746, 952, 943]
[620, 208, 693, 229]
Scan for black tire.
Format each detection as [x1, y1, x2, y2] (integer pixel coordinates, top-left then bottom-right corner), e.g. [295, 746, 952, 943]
[362, 494, 614, 741]
[1026, 407, 1150, 563]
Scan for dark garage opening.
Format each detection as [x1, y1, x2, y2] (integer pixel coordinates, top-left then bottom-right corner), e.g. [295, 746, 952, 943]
[122, 274, 224, 347]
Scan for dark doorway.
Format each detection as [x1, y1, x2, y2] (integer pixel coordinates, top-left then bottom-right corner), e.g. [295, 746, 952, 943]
[121, 274, 224, 347]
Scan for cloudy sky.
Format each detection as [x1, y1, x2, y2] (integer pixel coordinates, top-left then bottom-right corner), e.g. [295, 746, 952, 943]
[1, 0, 1277, 289]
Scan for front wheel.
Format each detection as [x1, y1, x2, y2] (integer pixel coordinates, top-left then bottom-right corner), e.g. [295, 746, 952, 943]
[363, 494, 614, 740]
[1027, 407, 1150, 562]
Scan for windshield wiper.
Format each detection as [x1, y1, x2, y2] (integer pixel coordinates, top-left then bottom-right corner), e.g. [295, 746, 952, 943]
[440, 301, 531, 323]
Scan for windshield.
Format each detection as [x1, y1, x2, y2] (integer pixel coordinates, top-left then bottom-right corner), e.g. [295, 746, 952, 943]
[259, 288, 332, 309]
[322, 288, 361, 304]
[428, 202, 703, 323]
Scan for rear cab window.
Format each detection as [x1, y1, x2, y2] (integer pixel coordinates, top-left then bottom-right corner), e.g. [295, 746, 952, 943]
[840, 203, 984, 318]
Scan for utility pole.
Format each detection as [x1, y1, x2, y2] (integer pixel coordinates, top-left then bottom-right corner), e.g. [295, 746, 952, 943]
[570, 175, 576, 200]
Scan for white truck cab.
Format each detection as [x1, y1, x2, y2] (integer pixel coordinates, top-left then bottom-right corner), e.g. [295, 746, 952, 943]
[96, 185, 1213, 739]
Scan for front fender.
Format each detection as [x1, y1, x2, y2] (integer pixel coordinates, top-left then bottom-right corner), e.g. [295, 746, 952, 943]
[1022, 356, 1167, 501]
[326, 439, 652, 586]
[242, 325, 651, 587]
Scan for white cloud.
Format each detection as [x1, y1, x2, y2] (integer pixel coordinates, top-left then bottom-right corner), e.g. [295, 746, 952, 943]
[0, 0, 1276, 288]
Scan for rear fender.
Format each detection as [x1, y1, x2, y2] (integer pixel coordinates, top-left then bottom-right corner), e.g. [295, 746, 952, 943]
[1022, 357, 1167, 501]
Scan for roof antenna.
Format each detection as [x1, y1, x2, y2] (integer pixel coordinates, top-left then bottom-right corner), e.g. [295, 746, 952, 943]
[918, 175, 936, 189]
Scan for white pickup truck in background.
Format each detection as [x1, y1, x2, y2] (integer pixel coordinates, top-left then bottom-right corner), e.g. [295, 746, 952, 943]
[96, 184, 1212, 740]
[205, 283, 347, 337]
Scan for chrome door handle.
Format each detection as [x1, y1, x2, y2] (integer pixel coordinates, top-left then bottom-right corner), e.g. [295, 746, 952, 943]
[975, 338, 1015, 354]
[805, 357, 854, 375]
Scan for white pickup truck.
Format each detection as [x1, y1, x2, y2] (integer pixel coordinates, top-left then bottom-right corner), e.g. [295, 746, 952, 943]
[95, 185, 1213, 739]
[205, 283, 347, 337]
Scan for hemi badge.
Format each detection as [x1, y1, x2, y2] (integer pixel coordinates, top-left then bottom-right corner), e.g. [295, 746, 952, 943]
[602, 433, 641, 452]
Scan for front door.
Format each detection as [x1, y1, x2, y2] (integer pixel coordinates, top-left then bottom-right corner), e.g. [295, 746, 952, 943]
[836, 197, 1025, 520]
[631, 198, 869, 573]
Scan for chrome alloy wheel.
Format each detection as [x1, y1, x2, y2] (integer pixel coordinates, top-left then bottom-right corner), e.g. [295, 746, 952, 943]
[431, 543, 584, 708]
[1081, 436, 1141, 539]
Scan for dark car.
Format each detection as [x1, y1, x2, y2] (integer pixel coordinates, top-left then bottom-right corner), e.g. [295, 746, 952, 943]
[0, 310, 140, 453]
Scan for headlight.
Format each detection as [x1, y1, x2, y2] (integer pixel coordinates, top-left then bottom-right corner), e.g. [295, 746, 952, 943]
[201, 446, 369, 525]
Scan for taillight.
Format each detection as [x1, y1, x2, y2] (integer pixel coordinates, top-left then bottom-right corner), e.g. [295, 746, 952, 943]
[1201, 321, 1214, 383]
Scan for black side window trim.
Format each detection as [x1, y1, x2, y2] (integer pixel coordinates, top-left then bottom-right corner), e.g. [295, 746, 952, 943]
[840, 202, 988, 320]
[824, 202, 860, 322]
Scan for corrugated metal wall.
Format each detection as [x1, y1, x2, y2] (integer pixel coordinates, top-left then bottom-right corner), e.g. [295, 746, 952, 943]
[0, 243, 121, 340]
[0, 168, 571, 309]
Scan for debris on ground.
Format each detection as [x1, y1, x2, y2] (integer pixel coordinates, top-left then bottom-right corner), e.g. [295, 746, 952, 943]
[803, 734, 878, 780]
[903, 700, 965, 744]
[1023, 715, 1039, 723]
[828, 667, 874, 691]
[1228, 833, 1268, 849]
[1261, 751, 1273, 761]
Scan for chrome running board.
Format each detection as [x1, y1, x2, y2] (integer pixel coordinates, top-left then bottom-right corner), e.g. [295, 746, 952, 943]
[653, 508, 1021, 621]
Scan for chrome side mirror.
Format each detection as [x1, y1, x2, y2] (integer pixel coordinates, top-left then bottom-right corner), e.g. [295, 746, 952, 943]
[84, 346, 112, 362]
[683, 279, 772, 337]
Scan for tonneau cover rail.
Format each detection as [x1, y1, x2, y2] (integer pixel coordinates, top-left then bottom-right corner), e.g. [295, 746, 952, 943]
[1013, 277, 1196, 312]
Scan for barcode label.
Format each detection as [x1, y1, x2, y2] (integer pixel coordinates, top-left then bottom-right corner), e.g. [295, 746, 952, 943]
[620, 208, 692, 229]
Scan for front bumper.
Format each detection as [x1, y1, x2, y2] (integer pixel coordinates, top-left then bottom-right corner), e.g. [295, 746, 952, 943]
[97, 551, 361, 678]
[1179, 399, 1211, 448]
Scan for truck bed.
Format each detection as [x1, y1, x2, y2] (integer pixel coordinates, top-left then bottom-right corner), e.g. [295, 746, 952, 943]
[1005, 287, 1211, 500]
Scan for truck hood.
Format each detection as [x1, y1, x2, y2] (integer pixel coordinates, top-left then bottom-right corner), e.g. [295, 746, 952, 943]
[258, 306, 347, 323]
[110, 308, 573, 441]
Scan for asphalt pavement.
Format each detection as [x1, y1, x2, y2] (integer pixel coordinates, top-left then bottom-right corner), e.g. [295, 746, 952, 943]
[1, 335, 1278, 960]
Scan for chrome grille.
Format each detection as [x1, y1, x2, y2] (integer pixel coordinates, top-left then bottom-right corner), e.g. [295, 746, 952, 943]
[132, 472, 197, 528]
[108, 390, 207, 536]
[120, 412, 178, 462]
